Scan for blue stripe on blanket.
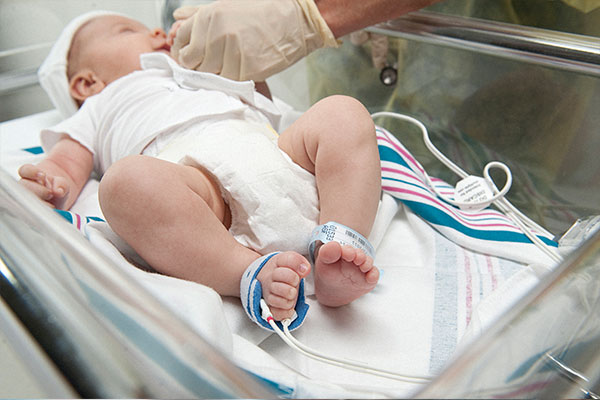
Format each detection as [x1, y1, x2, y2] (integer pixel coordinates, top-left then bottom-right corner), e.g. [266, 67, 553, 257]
[429, 233, 458, 374]
[429, 232, 525, 374]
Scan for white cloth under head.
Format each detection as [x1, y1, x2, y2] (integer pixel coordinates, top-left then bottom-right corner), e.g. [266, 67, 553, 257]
[41, 53, 282, 175]
[38, 10, 126, 119]
[155, 119, 320, 255]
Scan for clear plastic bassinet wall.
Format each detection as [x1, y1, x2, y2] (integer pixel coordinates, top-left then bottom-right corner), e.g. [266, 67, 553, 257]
[1, 0, 600, 398]
[303, 1, 600, 397]
[306, 0, 600, 237]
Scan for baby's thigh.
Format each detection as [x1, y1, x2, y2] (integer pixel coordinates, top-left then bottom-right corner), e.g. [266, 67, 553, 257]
[99, 155, 219, 210]
[278, 95, 373, 171]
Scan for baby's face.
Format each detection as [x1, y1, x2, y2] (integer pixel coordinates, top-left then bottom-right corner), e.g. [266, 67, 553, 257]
[73, 15, 170, 84]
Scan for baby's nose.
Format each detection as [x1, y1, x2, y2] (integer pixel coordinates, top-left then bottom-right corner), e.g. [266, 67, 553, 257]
[152, 28, 166, 38]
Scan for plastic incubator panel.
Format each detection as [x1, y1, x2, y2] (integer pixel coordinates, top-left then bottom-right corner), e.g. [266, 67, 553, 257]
[0, 168, 275, 398]
[417, 227, 600, 398]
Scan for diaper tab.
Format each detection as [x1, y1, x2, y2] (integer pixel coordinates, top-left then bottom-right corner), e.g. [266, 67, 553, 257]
[240, 252, 309, 331]
[308, 222, 376, 264]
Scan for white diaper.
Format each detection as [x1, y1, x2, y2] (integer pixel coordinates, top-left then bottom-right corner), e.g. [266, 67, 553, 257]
[156, 119, 320, 255]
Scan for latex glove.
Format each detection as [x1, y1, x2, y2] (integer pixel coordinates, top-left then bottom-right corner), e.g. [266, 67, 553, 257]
[170, 0, 339, 81]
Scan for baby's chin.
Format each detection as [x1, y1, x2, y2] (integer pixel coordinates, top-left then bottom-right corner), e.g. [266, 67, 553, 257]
[148, 49, 173, 59]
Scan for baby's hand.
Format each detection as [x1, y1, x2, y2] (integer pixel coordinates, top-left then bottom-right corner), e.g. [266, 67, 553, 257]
[18, 164, 70, 209]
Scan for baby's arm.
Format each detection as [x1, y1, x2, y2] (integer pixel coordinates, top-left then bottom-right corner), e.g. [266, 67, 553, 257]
[18, 135, 93, 210]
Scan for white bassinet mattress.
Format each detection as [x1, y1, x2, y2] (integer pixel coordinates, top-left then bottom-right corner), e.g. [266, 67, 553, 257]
[0, 109, 556, 398]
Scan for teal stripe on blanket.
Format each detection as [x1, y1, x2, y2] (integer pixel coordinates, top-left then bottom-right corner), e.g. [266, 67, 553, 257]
[54, 209, 104, 224]
[55, 209, 74, 224]
[243, 370, 294, 397]
[403, 200, 558, 247]
[379, 145, 410, 168]
[24, 146, 44, 154]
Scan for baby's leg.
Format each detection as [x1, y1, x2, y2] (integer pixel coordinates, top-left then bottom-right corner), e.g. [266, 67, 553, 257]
[278, 95, 381, 307]
[99, 155, 308, 319]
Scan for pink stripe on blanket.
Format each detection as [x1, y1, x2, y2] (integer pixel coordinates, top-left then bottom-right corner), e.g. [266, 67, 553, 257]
[382, 186, 519, 231]
[381, 166, 420, 182]
[464, 250, 473, 326]
[377, 133, 426, 175]
[486, 256, 498, 291]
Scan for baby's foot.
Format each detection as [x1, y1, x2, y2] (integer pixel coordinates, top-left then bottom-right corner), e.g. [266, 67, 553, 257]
[314, 242, 379, 307]
[257, 251, 311, 321]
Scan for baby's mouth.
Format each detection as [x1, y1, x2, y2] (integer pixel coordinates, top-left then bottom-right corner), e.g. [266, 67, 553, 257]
[159, 43, 171, 53]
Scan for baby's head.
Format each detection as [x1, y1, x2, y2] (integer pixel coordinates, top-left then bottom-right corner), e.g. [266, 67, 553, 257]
[39, 11, 170, 118]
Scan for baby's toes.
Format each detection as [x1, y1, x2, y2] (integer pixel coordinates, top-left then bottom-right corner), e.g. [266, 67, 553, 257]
[358, 256, 374, 273]
[269, 305, 295, 321]
[275, 251, 311, 278]
[270, 281, 298, 304]
[318, 241, 343, 264]
[271, 266, 300, 288]
[354, 249, 367, 266]
[265, 283, 298, 320]
[264, 292, 295, 312]
[365, 266, 379, 284]
[341, 245, 357, 262]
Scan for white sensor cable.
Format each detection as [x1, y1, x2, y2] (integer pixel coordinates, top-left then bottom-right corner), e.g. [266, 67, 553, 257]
[260, 300, 432, 384]
[371, 111, 563, 264]
[262, 113, 563, 382]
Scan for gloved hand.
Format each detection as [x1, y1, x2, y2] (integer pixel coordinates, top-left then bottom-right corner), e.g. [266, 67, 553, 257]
[169, 0, 339, 82]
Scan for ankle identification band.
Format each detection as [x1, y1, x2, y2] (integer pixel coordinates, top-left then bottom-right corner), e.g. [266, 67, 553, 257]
[308, 222, 375, 264]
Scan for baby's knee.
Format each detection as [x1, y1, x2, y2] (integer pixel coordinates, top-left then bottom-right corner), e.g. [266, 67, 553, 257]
[321, 95, 375, 140]
[320, 95, 370, 117]
[99, 155, 155, 208]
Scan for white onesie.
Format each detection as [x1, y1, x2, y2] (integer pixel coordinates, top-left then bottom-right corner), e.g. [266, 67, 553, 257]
[42, 52, 320, 254]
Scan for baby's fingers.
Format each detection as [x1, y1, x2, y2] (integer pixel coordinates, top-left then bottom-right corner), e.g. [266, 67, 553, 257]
[18, 177, 54, 202]
[48, 176, 70, 209]
[18, 164, 46, 184]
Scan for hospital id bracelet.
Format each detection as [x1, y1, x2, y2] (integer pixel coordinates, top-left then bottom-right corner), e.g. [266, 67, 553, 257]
[308, 222, 376, 264]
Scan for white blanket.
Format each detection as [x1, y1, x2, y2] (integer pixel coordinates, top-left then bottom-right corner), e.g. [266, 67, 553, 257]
[0, 110, 553, 398]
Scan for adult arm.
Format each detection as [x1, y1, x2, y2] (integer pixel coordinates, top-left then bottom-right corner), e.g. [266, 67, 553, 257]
[317, 0, 441, 38]
[170, 0, 441, 81]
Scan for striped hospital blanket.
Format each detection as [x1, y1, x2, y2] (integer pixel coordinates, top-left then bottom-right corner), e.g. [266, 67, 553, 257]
[377, 126, 557, 266]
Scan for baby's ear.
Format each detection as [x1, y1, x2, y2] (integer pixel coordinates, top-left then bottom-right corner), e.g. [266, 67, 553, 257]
[69, 69, 105, 104]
